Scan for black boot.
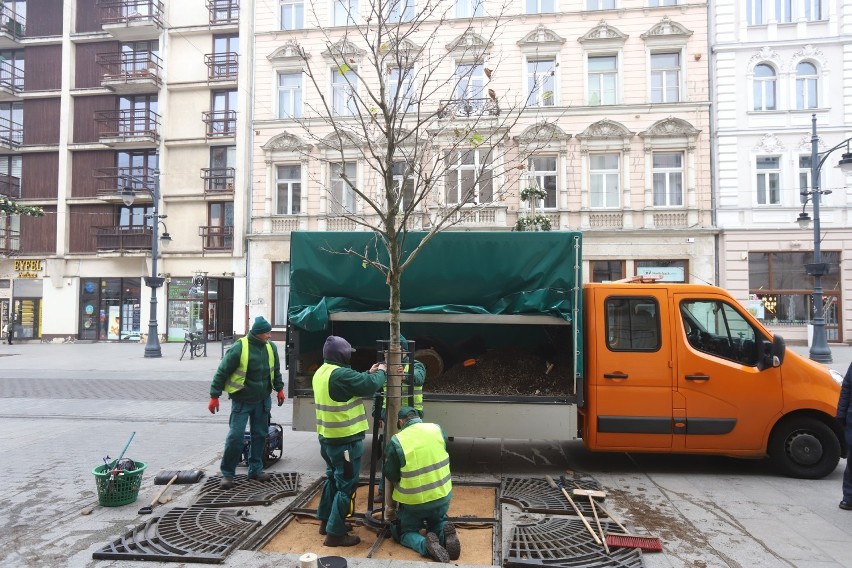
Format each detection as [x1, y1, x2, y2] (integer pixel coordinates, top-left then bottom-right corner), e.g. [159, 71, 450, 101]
[425, 532, 449, 563]
[444, 522, 461, 560]
[319, 521, 353, 535]
[219, 476, 234, 490]
[323, 533, 360, 547]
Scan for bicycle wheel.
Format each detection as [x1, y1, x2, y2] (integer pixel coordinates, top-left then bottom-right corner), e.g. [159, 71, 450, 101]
[192, 342, 204, 358]
[180, 341, 189, 361]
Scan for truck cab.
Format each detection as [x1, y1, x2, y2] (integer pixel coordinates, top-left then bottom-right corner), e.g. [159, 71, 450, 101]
[582, 280, 844, 479]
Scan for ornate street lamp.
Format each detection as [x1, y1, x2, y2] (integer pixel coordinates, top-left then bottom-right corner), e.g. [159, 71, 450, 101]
[796, 115, 852, 363]
[121, 170, 169, 358]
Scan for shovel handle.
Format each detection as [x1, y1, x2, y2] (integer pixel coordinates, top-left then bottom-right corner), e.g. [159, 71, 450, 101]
[149, 474, 178, 506]
[545, 475, 601, 546]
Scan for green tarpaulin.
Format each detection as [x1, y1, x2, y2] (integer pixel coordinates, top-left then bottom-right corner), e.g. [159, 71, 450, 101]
[288, 231, 582, 332]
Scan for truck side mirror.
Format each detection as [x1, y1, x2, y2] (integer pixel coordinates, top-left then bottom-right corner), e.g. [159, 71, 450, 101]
[758, 335, 785, 370]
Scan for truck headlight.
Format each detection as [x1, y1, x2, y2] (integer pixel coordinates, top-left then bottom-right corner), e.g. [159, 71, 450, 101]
[829, 369, 844, 385]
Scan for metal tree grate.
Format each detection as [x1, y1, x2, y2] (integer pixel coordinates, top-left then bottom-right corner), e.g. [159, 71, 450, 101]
[193, 472, 300, 507]
[501, 477, 604, 516]
[505, 517, 645, 568]
[93, 506, 260, 562]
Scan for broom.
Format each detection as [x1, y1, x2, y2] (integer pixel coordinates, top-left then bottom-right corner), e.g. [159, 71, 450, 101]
[592, 498, 663, 553]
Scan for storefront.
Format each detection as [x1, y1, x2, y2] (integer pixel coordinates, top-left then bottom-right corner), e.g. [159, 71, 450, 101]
[10, 260, 44, 340]
[166, 276, 234, 342]
[78, 278, 142, 341]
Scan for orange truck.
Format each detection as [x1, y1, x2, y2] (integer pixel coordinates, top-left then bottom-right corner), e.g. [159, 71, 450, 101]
[286, 231, 844, 479]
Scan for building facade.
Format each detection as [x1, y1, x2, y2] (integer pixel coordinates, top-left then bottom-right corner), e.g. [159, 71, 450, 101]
[0, 0, 250, 342]
[249, 0, 714, 333]
[712, 0, 852, 344]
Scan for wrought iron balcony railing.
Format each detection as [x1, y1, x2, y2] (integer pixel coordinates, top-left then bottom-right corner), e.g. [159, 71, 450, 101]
[97, 51, 162, 84]
[0, 5, 25, 39]
[205, 52, 238, 81]
[437, 98, 500, 118]
[95, 226, 153, 251]
[0, 174, 21, 198]
[199, 225, 234, 250]
[0, 228, 20, 254]
[206, 0, 239, 25]
[94, 166, 158, 199]
[202, 110, 236, 138]
[201, 167, 235, 195]
[0, 59, 23, 93]
[99, 0, 164, 27]
[95, 108, 160, 142]
[0, 115, 22, 148]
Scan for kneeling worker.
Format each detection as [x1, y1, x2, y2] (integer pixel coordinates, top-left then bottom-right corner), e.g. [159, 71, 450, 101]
[383, 407, 460, 563]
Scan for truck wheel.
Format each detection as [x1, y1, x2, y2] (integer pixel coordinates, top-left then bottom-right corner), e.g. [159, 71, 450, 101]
[768, 417, 840, 479]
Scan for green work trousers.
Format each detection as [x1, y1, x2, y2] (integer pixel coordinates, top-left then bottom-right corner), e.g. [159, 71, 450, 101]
[390, 499, 450, 557]
[317, 439, 363, 536]
[220, 398, 270, 477]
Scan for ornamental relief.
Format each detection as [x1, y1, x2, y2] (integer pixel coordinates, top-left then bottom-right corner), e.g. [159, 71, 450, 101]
[576, 119, 633, 141]
[578, 21, 628, 44]
[640, 16, 693, 40]
[446, 31, 493, 55]
[748, 46, 783, 72]
[516, 122, 570, 144]
[322, 39, 366, 62]
[754, 133, 785, 153]
[640, 117, 700, 139]
[262, 132, 312, 152]
[517, 25, 566, 48]
[268, 39, 303, 62]
[790, 44, 828, 71]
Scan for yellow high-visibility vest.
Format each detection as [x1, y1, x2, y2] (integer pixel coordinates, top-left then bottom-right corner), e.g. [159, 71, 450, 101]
[313, 362, 369, 438]
[224, 337, 274, 393]
[391, 422, 451, 505]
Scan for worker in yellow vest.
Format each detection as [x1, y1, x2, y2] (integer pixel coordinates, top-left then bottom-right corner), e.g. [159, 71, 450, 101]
[383, 407, 460, 563]
[313, 335, 387, 547]
[208, 316, 284, 489]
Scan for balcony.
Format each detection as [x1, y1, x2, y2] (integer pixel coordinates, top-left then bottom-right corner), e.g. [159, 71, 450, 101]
[199, 225, 234, 250]
[0, 174, 21, 199]
[0, 115, 22, 148]
[0, 59, 23, 101]
[207, 0, 239, 25]
[205, 52, 238, 82]
[99, 0, 164, 41]
[0, 6, 25, 49]
[201, 167, 235, 196]
[94, 166, 158, 201]
[97, 51, 162, 94]
[95, 226, 153, 251]
[95, 108, 160, 147]
[202, 110, 236, 139]
[0, 228, 20, 254]
[437, 98, 500, 119]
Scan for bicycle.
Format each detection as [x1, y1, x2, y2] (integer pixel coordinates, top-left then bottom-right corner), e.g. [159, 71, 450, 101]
[180, 331, 204, 361]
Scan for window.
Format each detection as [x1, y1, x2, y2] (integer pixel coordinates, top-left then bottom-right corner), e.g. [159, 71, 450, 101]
[205, 202, 234, 250]
[636, 259, 687, 282]
[589, 153, 619, 208]
[445, 150, 493, 205]
[586, 0, 616, 9]
[278, 72, 302, 118]
[606, 297, 660, 351]
[747, 0, 765, 25]
[0, 154, 21, 198]
[392, 162, 414, 209]
[210, 90, 237, 136]
[455, 63, 486, 100]
[680, 300, 760, 365]
[653, 152, 683, 207]
[455, 0, 483, 18]
[118, 95, 157, 136]
[749, 251, 840, 340]
[527, 59, 556, 107]
[647, 0, 677, 5]
[332, 68, 357, 116]
[208, 146, 235, 192]
[0, 214, 20, 252]
[276, 165, 302, 215]
[527, 155, 557, 209]
[591, 260, 624, 282]
[525, 0, 555, 14]
[388, 0, 414, 22]
[333, 0, 358, 25]
[796, 62, 817, 110]
[330, 162, 356, 215]
[116, 150, 158, 191]
[650, 52, 680, 103]
[280, 0, 304, 29]
[588, 55, 617, 105]
[802, 0, 822, 20]
[756, 156, 780, 205]
[753, 64, 776, 111]
[119, 204, 154, 229]
[388, 67, 416, 112]
[776, 0, 792, 22]
[119, 41, 158, 76]
[273, 262, 290, 327]
[0, 101, 22, 145]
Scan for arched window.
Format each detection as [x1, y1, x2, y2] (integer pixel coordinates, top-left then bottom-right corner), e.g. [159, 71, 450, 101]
[753, 64, 776, 111]
[796, 62, 818, 110]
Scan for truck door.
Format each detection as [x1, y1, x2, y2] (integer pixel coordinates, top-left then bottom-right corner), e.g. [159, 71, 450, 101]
[591, 290, 673, 449]
[674, 295, 782, 451]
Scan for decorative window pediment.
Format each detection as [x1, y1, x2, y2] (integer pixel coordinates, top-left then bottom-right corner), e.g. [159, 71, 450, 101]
[640, 16, 693, 43]
[640, 117, 699, 149]
[797, 134, 825, 153]
[515, 122, 570, 147]
[790, 44, 828, 71]
[748, 46, 783, 73]
[754, 133, 785, 154]
[320, 130, 365, 151]
[322, 39, 367, 63]
[262, 132, 312, 153]
[576, 119, 633, 142]
[517, 25, 566, 55]
[446, 31, 492, 58]
[578, 21, 628, 48]
[269, 40, 304, 63]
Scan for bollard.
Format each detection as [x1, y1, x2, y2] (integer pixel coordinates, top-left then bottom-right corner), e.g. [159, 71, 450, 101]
[299, 552, 318, 568]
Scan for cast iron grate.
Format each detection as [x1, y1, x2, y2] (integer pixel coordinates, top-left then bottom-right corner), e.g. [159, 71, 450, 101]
[501, 477, 604, 516]
[504, 517, 645, 568]
[92, 506, 260, 563]
[193, 472, 300, 507]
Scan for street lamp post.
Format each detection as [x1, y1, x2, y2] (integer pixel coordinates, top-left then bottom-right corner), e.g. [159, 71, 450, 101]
[796, 114, 852, 364]
[121, 169, 169, 358]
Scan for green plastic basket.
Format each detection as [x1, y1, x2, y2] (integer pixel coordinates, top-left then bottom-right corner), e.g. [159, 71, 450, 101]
[92, 461, 147, 507]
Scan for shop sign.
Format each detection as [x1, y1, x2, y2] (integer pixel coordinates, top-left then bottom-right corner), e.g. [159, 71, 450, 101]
[637, 266, 684, 282]
[14, 259, 43, 279]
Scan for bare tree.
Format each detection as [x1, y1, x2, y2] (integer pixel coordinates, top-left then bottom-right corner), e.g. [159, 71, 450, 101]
[282, 0, 562, 509]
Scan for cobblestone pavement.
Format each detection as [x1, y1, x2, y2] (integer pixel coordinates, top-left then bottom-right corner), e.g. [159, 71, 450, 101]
[0, 341, 850, 568]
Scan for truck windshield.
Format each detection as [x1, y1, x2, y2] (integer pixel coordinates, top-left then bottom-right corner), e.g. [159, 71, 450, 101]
[680, 300, 760, 366]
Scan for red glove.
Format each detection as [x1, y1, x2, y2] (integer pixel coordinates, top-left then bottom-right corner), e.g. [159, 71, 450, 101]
[277, 390, 285, 406]
[208, 397, 219, 414]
